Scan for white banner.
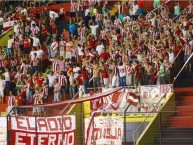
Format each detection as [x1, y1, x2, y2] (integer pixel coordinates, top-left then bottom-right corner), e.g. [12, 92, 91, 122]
[90, 88, 139, 113]
[0, 117, 7, 145]
[140, 84, 172, 104]
[85, 117, 123, 145]
[11, 115, 76, 145]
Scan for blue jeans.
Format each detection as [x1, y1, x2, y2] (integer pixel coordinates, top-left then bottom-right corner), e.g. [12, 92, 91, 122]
[146, 75, 151, 85]
[7, 48, 12, 56]
[32, 66, 38, 74]
[83, 80, 89, 94]
[27, 89, 32, 102]
[54, 92, 60, 102]
[61, 86, 66, 96]
[69, 85, 75, 98]
[119, 76, 126, 86]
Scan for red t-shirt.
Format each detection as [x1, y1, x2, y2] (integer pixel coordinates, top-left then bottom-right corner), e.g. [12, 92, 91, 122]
[135, 64, 142, 78]
[52, 24, 57, 34]
[42, 26, 48, 37]
[101, 69, 108, 78]
[82, 69, 89, 80]
[77, 74, 83, 85]
[138, 0, 144, 8]
[100, 52, 110, 61]
[24, 38, 30, 48]
[88, 39, 96, 49]
[36, 77, 44, 87]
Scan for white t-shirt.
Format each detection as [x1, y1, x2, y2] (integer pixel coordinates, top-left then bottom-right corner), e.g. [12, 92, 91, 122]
[118, 65, 126, 77]
[0, 79, 5, 90]
[47, 74, 57, 87]
[20, 8, 27, 15]
[132, 5, 138, 15]
[31, 20, 36, 28]
[123, 16, 130, 22]
[49, 11, 59, 20]
[77, 47, 84, 56]
[73, 67, 81, 79]
[150, 18, 156, 27]
[14, 24, 20, 35]
[96, 44, 104, 55]
[32, 37, 40, 47]
[36, 49, 44, 60]
[4, 72, 10, 81]
[85, 9, 90, 16]
[168, 52, 174, 63]
[30, 51, 36, 61]
[90, 25, 99, 36]
[189, 40, 193, 46]
[8, 38, 14, 48]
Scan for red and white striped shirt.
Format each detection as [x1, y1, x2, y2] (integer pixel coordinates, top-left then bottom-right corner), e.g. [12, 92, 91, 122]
[0, 60, 4, 68]
[58, 75, 66, 87]
[10, 59, 17, 68]
[31, 26, 40, 36]
[50, 59, 59, 72]
[14, 41, 20, 51]
[117, 4, 124, 14]
[8, 95, 15, 106]
[51, 42, 58, 51]
[54, 83, 61, 92]
[21, 64, 30, 73]
[59, 40, 66, 51]
[77, 3, 83, 11]
[80, 27, 86, 38]
[96, 13, 102, 21]
[184, 44, 191, 56]
[33, 93, 42, 105]
[126, 65, 134, 76]
[71, 2, 77, 12]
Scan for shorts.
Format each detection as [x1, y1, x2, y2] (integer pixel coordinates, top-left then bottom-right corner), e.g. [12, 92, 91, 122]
[70, 12, 76, 18]
[60, 51, 65, 57]
[33, 107, 41, 113]
[0, 89, 4, 97]
[103, 78, 109, 85]
[77, 11, 84, 17]
[66, 52, 72, 59]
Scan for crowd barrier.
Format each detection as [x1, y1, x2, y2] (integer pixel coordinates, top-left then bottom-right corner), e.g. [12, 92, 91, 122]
[2, 84, 172, 145]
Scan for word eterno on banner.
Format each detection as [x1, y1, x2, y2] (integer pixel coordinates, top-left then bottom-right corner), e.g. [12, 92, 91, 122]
[10, 115, 76, 145]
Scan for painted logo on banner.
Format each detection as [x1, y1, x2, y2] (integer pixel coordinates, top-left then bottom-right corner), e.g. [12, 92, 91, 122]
[11, 115, 76, 145]
[140, 84, 172, 112]
[0, 117, 7, 145]
[90, 88, 139, 113]
[85, 117, 123, 145]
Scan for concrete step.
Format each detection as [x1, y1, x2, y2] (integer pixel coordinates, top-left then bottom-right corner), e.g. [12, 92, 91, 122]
[169, 116, 193, 128]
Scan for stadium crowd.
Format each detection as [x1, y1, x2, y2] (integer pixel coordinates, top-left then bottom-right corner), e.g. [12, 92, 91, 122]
[0, 0, 192, 115]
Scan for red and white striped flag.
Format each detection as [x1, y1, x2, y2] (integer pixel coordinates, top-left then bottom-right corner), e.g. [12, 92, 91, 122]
[3, 20, 17, 31]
